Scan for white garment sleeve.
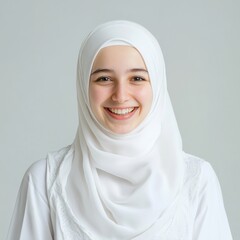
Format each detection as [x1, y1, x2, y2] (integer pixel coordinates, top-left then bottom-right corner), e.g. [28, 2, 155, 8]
[6, 160, 53, 240]
[193, 162, 233, 240]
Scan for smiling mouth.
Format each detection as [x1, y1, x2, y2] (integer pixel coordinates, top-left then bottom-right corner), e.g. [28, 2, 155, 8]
[108, 107, 135, 115]
[104, 107, 138, 116]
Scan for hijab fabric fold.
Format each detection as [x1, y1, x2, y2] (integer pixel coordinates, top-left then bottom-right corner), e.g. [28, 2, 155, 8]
[47, 20, 185, 239]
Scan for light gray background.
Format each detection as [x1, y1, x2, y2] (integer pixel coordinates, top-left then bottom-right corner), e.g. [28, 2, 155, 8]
[1, 0, 239, 239]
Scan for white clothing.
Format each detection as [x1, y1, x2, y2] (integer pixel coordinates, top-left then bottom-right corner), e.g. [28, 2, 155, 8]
[6, 20, 233, 239]
[69, 20, 185, 239]
[7, 148, 232, 239]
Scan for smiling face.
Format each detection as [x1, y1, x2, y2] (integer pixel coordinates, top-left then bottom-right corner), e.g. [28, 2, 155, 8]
[89, 45, 153, 134]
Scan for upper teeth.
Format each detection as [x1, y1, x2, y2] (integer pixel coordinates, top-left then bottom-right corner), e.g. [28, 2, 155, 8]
[109, 107, 134, 115]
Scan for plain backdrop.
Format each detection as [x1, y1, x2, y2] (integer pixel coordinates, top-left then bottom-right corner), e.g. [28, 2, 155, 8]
[1, 0, 239, 239]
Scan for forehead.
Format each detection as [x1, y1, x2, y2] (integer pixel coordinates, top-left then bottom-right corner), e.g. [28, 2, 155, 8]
[92, 45, 147, 70]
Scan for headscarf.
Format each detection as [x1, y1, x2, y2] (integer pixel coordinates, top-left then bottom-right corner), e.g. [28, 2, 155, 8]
[47, 20, 185, 240]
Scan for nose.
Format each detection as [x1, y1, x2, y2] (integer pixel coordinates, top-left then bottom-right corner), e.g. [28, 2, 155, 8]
[111, 81, 130, 103]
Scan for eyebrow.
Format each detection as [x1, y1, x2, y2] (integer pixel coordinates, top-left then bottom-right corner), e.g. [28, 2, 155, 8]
[90, 68, 148, 75]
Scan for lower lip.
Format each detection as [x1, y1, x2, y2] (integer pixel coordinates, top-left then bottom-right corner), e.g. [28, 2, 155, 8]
[104, 107, 138, 120]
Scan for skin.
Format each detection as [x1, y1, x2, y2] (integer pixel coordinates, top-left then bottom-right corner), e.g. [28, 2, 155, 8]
[89, 45, 153, 134]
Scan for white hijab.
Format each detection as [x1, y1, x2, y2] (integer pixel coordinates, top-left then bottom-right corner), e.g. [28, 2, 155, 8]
[47, 20, 185, 240]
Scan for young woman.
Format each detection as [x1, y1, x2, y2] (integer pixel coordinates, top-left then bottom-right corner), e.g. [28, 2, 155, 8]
[7, 20, 232, 240]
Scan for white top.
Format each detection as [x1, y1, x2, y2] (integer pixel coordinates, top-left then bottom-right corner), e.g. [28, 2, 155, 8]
[6, 21, 233, 240]
[7, 147, 232, 240]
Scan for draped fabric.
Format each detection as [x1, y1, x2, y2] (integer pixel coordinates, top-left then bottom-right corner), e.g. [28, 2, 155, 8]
[47, 20, 185, 239]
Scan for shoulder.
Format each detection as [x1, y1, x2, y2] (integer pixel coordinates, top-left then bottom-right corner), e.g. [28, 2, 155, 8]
[183, 153, 223, 206]
[7, 159, 55, 239]
[183, 153, 227, 213]
[184, 153, 218, 185]
[21, 158, 48, 201]
[25, 158, 47, 180]
[22, 145, 73, 189]
[19, 145, 73, 205]
[46, 145, 73, 167]
[184, 156, 233, 239]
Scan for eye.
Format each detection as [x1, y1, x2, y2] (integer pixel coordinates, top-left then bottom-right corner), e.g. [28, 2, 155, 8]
[132, 76, 146, 82]
[95, 76, 111, 82]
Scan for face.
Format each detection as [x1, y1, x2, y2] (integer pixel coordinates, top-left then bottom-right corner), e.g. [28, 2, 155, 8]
[89, 45, 153, 134]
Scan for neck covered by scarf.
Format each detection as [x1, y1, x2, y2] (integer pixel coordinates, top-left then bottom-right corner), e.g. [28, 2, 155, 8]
[47, 20, 185, 240]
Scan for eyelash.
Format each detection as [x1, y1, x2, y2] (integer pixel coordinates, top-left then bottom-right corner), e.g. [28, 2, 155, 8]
[94, 76, 146, 82]
[95, 76, 111, 82]
[132, 76, 146, 81]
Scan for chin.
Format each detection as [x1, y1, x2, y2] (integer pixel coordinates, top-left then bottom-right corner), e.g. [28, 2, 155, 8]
[108, 125, 136, 135]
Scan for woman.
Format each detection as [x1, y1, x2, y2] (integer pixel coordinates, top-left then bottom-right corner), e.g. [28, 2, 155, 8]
[7, 20, 232, 239]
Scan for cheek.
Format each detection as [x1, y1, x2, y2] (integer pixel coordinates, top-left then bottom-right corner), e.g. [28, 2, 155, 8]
[89, 86, 108, 109]
[136, 86, 153, 107]
[89, 87, 102, 121]
[89, 86, 102, 108]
